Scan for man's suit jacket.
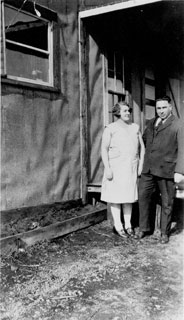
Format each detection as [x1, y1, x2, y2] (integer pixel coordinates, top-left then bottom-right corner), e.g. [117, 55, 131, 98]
[142, 114, 184, 179]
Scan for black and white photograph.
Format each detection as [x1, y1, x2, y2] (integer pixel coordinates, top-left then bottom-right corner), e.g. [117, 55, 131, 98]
[1, 0, 184, 319]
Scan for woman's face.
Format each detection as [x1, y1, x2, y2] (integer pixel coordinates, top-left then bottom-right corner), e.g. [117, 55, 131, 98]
[119, 105, 131, 122]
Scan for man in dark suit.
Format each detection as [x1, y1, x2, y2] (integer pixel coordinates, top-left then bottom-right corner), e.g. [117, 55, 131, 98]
[136, 96, 184, 243]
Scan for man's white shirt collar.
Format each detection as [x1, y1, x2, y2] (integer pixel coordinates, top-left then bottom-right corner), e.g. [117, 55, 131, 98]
[155, 113, 172, 126]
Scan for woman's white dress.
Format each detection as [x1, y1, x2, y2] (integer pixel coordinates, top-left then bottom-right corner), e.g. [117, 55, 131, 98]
[101, 121, 140, 204]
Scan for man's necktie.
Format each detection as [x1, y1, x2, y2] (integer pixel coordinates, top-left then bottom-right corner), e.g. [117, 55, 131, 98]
[154, 119, 162, 136]
[155, 118, 163, 128]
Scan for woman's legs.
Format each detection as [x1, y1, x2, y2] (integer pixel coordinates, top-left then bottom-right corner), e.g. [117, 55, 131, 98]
[122, 203, 132, 230]
[110, 203, 123, 231]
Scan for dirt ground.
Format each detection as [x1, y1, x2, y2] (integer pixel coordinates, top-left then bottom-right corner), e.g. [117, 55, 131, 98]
[0, 200, 94, 238]
[0, 215, 184, 320]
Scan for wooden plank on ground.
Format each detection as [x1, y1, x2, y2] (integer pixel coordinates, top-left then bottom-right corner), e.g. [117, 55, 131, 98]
[0, 208, 107, 250]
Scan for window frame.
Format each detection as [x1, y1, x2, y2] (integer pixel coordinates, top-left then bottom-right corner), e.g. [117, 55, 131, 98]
[2, 1, 54, 87]
[107, 50, 125, 96]
[103, 50, 128, 125]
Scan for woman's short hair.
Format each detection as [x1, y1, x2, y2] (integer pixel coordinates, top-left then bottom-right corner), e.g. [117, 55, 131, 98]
[112, 101, 132, 118]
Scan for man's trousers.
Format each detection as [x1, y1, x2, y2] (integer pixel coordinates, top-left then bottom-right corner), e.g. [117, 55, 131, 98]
[138, 173, 175, 235]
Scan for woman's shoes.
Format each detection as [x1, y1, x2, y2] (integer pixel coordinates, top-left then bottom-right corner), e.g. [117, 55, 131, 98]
[113, 226, 129, 238]
[112, 226, 136, 238]
[126, 228, 135, 237]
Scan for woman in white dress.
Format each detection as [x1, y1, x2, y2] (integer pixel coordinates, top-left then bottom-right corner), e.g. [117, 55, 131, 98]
[101, 101, 145, 237]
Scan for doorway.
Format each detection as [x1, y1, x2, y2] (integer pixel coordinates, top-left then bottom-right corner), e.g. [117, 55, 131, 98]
[79, 0, 184, 201]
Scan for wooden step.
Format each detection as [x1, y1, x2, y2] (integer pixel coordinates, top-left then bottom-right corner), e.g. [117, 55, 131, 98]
[0, 207, 107, 255]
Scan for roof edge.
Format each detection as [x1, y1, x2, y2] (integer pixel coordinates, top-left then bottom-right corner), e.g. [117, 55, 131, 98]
[79, 0, 163, 18]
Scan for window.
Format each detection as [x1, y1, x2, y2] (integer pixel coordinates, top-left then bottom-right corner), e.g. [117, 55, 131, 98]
[1, 1, 54, 86]
[107, 51, 127, 123]
[145, 67, 156, 123]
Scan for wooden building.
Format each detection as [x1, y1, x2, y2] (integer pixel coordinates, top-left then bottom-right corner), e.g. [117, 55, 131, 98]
[1, 0, 184, 211]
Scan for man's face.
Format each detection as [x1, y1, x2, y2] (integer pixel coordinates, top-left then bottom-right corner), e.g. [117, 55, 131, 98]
[156, 100, 172, 120]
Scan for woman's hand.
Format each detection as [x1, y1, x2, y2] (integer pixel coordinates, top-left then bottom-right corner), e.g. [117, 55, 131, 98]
[138, 131, 145, 177]
[138, 162, 143, 177]
[105, 167, 113, 180]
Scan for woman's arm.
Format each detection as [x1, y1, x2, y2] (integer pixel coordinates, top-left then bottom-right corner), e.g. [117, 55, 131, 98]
[101, 128, 113, 180]
[138, 131, 145, 176]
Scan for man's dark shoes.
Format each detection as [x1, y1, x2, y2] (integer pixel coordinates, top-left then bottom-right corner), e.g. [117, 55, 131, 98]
[134, 231, 145, 240]
[160, 234, 169, 244]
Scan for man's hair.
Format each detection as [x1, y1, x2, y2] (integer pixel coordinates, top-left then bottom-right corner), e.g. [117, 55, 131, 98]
[112, 101, 132, 118]
[156, 95, 171, 103]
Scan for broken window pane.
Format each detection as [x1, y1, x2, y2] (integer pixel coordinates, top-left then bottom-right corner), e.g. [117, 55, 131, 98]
[4, 4, 53, 86]
[6, 42, 49, 82]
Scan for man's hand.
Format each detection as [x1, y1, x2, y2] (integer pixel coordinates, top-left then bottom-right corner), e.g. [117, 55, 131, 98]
[174, 173, 184, 184]
[105, 167, 113, 180]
